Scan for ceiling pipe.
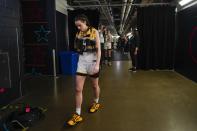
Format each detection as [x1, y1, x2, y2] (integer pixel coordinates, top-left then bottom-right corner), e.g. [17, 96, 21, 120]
[122, 0, 133, 30]
[97, 0, 112, 23]
[73, 0, 116, 33]
[69, 2, 172, 8]
[122, 0, 138, 34]
[119, 0, 127, 34]
[123, 11, 137, 34]
[94, 0, 117, 34]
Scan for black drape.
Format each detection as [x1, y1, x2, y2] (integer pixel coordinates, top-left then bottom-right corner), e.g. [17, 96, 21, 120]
[137, 6, 176, 70]
[68, 9, 100, 51]
[56, 11, 67, 52]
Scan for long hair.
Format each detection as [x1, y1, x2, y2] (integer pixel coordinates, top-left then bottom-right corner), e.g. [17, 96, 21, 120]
[74, 14, 90, 26]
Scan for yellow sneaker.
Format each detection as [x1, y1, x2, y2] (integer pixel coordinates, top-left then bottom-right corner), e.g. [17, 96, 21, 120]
[67, 113, 83, 126]
[89, 103, 101, 113]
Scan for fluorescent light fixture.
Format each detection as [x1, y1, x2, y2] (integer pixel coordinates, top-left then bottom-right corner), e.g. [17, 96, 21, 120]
[112, 35, 120, 39]
[126, 32, 132, 36]
[179, 0, 194, 6]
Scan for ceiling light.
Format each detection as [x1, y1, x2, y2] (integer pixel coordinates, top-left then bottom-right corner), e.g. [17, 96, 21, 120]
[179, 0, 194, 6]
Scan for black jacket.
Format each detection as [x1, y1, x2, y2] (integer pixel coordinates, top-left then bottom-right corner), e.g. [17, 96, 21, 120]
[128, 35, 140, 49]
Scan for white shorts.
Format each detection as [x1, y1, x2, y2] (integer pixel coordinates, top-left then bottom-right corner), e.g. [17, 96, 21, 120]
[104, 42, 112, 50]
[76, 52, 99, 78]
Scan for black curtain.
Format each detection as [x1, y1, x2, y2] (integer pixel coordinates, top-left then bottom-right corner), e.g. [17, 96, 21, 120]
[56, 11, 67, 52]
[68, 9, 100, 51]
[137, 6, 176, 70]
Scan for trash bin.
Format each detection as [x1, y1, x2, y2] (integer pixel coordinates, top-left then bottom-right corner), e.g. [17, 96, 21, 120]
[59, 51, 78, 75]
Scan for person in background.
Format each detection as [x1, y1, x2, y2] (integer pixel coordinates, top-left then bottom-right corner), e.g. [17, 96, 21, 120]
[120, 35, 126, 53]
[67, 14, 101, 126]
[98, 25, 105, 68]
[103, 27, 107, 64]
[124, 36, 129, 54]
[104, 28, 113, 66]
[128, 28, 140, 72]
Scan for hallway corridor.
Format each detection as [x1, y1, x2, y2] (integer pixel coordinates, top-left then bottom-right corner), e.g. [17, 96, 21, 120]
[20, 61, 197, 131]
[1, 0, 197, 130]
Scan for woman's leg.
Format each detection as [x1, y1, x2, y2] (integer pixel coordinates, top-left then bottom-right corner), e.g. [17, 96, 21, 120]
[130, 48, 137, 72]
[100, 43, 104, 65]
[90, 77, 100, 103]
[75, 75, 86, 114]
[108, 49, 112, 65]
[89, 77, 101, 113]
[67, 75, 86, 126]
[104, 49, 108, 64]
[131, 48, 136, 68]
[108, 43, 112, 66]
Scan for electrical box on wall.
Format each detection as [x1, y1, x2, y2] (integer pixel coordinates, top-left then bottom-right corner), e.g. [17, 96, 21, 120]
[0, 52, 11, 88]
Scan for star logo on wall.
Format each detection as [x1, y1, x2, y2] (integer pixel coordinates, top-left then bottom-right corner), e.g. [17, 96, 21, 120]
[34, 25, 51, 42]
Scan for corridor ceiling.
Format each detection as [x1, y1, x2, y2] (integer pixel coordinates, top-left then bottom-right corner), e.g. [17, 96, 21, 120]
[67, 0, 176, 35]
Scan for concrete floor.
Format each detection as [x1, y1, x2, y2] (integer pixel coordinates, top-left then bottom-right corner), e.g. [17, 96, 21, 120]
[20, 61, 197, 131]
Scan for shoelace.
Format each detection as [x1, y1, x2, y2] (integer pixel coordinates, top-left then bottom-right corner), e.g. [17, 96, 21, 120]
[72, 114, 79, 122]
[92, 103, 98, 109]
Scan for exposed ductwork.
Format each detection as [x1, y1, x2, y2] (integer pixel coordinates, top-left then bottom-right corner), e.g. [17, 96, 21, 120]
[69, 0, 175, 35]
[122, 0, 133, 31]
[72, 0, 117, 34]
[96, 0, 117, 34]
[119, 0, 127, 34]
[122, 8, 137, 34]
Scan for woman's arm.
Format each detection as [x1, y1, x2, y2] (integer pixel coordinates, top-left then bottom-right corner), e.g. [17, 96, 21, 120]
[95, 30, 101, 68]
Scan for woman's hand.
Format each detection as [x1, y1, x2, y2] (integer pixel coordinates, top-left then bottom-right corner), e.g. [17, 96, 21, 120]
[134, 48, 138, 55]
[93, 64, 100, 74]
[134, 50, 138, 55]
